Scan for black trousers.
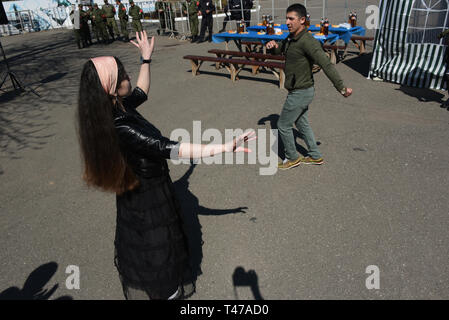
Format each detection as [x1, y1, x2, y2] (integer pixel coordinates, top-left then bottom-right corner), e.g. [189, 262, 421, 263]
[199, 13, 213, 39]
[244, 10, 251, 27]
[222, 13, 230, 29]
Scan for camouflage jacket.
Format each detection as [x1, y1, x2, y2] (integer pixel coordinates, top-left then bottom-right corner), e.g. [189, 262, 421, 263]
[102, 4, 116, 18]
[129, 5, 143, 19]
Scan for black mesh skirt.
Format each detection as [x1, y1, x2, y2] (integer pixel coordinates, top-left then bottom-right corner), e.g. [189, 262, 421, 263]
[114, 174, 195, 300]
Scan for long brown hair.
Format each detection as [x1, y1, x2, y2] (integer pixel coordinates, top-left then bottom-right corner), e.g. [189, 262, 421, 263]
[76, 57, 138, 194]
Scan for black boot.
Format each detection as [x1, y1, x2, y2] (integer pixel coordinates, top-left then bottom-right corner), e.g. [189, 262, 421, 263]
[197, 37, 205, 43]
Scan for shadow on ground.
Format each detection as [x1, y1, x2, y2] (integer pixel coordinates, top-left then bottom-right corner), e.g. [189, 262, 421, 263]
[0, 262, 73, 300]
[258, 113, 319, 159]
[0, 32, 86, 162]
[173, 164, 248, 283]
[397, 85, 446, 104]
[232, 266, 264, 300]
[342, 52, 373, 78]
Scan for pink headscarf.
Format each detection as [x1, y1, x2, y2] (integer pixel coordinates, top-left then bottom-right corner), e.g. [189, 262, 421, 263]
[90, 56, 118, 96]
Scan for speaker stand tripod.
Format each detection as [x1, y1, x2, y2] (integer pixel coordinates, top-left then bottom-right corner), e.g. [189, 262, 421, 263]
[0, 39, 40, 97]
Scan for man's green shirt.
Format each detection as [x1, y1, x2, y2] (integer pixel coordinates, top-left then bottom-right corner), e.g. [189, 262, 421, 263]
[272, 29, 345, 92]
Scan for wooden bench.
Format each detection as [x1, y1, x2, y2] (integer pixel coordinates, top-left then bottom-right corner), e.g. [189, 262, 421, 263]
[208, 49, 285, 74]
[183, 55, 285, 88]
[323, 35, 374, 62]
[240, 40, 266, 54]
[322, 44, 348, 64]
[350, 35, 374, 54]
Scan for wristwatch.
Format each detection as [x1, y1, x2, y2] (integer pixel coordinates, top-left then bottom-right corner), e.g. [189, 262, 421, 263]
[140, 56, 152, 64]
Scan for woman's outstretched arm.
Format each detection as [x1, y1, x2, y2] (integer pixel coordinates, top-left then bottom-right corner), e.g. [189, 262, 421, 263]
[130, 31, 154, 95]
[178, 131, 256, 159]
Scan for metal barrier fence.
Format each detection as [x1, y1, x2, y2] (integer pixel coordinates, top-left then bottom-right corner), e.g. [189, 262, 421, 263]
[150, 1, 260, 39]
[0, 6, 72, 36]
[0, 10, 38, 36]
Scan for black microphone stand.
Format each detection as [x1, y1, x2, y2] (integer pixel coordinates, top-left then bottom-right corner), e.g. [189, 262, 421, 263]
[0, 39, 40, 97]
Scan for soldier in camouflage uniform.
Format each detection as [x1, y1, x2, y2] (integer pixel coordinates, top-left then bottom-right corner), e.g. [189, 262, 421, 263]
[87, 4, 98, 43]
[116, 0, 129, 41]
[182, 0, 199, 42]
[70, 5, 86, 49]
[102, 0, 120, 41]
[92, 3, 110, 44]
[128, 0, 143, 33]
[79, 4, 92, 46]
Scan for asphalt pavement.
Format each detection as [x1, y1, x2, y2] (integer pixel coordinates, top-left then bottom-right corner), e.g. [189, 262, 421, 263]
[0, 17, 448, 300]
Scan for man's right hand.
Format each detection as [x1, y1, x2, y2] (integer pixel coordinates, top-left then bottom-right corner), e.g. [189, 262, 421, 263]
[266, 40, 278, 50]
[341, 87, 353, 97]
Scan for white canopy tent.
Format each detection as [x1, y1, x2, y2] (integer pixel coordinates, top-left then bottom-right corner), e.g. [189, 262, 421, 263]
[369, 0, 449, 90]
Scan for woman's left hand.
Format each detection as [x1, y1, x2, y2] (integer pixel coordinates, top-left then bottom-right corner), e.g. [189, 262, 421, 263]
[224, 130, 257, 153]
[130, 31, 154, 60]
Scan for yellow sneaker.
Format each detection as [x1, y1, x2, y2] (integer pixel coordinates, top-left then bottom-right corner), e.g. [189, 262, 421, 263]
[278, 157, 301, 170]
[300, 156, 324, 165]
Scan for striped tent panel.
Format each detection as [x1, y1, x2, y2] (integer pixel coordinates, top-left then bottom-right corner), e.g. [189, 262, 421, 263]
[369, 0, 447, 90]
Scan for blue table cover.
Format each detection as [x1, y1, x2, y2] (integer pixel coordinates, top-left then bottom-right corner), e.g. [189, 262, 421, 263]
[212, 30, 289, 44]
[313, 33, 339, 44]
[308, 25, 366, 43]
[247, 24, 289, 32]
[212, 30, 339, 45]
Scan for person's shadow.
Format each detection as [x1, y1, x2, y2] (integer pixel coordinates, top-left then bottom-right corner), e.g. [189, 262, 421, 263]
[232, 267, 264, 300]
[397, 84, 446, 104]
[258, 114, 311, 159]
[173, 164, 248, 283]
[0, 262, 73, 300]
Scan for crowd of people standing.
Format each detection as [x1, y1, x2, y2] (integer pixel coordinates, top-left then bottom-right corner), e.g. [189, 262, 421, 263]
[71, 1, 255, 48]
[70, 0, 143, 49]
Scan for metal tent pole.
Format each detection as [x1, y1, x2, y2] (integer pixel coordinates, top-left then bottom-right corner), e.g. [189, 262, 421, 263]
[215, 0, 219, 32]
[184, 1, 192, 37]
[257, 0, 260, 24]
[345, 0, 348, 23]
[179, 2, 186, 40]
[322, 0, 325, 19]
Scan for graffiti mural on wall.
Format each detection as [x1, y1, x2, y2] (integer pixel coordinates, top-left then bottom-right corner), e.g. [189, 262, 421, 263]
[1, 0, 157, 33]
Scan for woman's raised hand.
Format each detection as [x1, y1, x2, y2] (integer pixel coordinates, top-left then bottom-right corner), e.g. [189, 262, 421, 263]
[224, 130, 257, 153]
[130, 31, 154, 60]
